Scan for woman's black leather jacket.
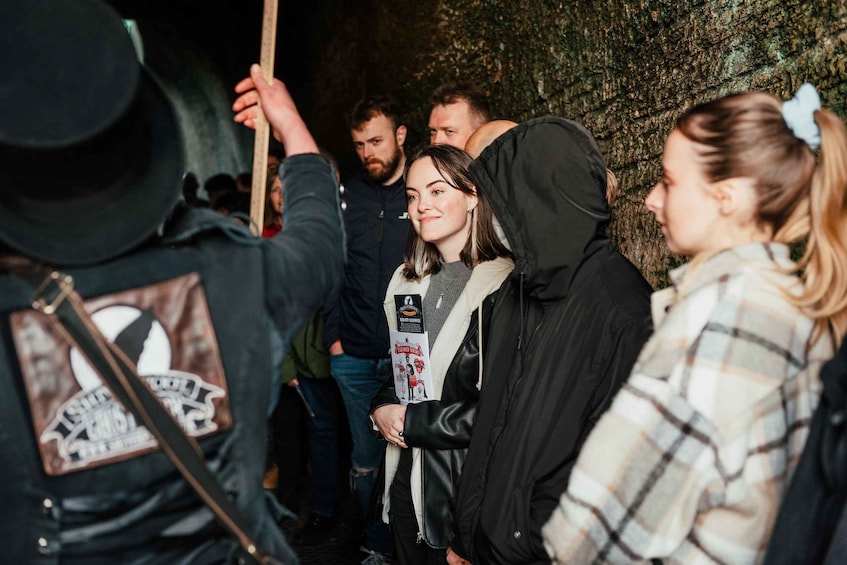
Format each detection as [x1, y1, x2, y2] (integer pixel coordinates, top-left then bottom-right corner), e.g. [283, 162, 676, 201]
[370, 291, 498, 548]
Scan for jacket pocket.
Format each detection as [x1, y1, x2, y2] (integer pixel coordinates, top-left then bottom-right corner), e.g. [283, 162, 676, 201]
[484, 482, 543, 563]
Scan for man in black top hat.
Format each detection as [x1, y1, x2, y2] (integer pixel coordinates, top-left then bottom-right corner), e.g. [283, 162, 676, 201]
[0, 1, 344, 563]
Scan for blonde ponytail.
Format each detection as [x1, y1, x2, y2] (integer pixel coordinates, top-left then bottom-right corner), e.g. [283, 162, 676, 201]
[795, 108, 847, 343]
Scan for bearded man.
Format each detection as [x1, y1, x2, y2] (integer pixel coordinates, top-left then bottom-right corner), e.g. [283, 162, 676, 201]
[323, 94, 410, 561]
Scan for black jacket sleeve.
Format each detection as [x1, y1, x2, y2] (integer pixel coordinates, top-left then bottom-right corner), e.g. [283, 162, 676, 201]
[402, 398, 477, 450]
[322, 290, 340, 350]
[263, 154, 345, 345]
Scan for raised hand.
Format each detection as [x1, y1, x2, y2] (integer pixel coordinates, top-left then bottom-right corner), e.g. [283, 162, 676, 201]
[232, 64, 318, 156]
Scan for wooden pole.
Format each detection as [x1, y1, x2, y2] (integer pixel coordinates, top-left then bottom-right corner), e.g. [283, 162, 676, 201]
[248, 0, 279, 236]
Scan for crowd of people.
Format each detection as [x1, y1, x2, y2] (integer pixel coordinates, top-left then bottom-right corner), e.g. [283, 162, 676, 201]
[2, 1, 847, 565]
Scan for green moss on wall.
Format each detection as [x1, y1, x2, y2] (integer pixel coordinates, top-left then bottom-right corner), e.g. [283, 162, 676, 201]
[303, 0, 847, 289]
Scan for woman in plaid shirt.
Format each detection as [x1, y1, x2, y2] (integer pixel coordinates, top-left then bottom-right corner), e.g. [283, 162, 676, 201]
[543, 84, 847, 564]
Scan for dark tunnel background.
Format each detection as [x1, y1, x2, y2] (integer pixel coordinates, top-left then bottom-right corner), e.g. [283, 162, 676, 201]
[106, 0, 356, 188]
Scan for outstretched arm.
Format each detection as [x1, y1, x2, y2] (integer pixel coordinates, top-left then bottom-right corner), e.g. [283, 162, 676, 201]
[231, 66, 345, 349]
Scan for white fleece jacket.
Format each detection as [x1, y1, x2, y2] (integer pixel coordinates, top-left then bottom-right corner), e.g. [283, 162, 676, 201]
[378, 256, 514, 529]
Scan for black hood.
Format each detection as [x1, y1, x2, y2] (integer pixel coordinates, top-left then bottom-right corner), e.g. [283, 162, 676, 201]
[469, 116, 610, 302]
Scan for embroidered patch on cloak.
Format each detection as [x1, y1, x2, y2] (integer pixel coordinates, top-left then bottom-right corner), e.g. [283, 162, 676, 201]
[10, 273, 231, 476]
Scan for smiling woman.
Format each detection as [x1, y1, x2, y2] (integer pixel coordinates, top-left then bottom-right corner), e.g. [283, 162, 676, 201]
[369, 145, 512, 564]
[405, 156, 477, 263]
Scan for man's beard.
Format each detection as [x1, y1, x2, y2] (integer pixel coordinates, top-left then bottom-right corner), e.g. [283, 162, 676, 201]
[364, 145, 403, 184]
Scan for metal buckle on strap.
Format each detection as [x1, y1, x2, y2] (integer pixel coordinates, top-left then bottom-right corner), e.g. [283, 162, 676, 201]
[31, 271, 75, 315]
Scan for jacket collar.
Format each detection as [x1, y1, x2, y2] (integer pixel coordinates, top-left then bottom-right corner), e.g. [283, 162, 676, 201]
[652, 242, 796, 326]
[384, 256, 514, 395]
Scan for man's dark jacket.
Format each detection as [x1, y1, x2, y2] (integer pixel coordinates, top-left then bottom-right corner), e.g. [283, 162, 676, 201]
[0, 155, 344, 564]
[324, 170, 409, 358]
[450, 117, 654, 564]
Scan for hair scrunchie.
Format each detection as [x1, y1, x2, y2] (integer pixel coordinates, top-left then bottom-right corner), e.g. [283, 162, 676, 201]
[782, 83, 821, 150]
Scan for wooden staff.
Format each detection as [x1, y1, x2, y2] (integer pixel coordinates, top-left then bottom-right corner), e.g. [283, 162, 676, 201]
[249, 0, 279, 236]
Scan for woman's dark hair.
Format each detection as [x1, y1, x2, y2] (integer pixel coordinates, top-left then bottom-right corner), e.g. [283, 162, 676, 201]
[402, 144, 510, 280]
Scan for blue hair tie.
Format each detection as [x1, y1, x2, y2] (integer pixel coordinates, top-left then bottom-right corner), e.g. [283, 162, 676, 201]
[782, 83, 821, 150]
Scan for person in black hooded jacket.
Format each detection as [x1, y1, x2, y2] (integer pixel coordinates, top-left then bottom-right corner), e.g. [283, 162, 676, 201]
[446, 117, 653, 565]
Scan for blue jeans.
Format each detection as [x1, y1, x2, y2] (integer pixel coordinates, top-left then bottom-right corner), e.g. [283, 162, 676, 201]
[331, 353, 392, 551]
[297, 377, 342, 518]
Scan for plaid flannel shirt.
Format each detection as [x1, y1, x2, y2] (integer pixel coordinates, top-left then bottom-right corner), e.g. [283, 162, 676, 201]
[542, 243, 830, 564]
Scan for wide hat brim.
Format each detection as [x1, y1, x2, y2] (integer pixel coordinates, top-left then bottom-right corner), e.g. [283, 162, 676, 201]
[0, 68, 184, 267]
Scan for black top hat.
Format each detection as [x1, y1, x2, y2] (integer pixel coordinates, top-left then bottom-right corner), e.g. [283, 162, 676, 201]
[0, 0, 184, 266]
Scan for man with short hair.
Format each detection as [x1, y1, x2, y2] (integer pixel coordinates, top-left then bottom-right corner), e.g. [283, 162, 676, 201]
[428, 81, 491, 149]
[324, 94, 409, 562]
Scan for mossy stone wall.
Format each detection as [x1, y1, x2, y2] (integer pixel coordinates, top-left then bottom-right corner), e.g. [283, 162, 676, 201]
[301, 0, 847, 288]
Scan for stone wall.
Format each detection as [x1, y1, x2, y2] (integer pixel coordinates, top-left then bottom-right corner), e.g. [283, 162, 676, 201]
[301, 0, 847, 288]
